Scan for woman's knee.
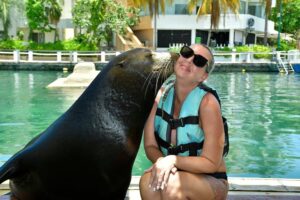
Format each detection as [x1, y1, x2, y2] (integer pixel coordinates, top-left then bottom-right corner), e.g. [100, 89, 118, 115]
[139, 172, 160, 199]
[139, 172, 150, 191]
[162, 172, 185, 200]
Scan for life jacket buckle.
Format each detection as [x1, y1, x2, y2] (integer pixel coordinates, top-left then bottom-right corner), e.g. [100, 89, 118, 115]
[167, 146, 177, 155]
[169, 118, 184, 129]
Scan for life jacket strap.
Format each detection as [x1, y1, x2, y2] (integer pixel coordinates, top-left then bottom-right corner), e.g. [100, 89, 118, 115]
[156, 108, 199, 129]
[155, 131, 204, 156]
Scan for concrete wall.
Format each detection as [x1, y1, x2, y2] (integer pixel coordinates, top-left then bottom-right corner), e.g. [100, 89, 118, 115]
[0, 62, 278, 72]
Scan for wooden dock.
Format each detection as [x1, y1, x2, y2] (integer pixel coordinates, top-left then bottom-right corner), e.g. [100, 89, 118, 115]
[1, 177, 300, 199]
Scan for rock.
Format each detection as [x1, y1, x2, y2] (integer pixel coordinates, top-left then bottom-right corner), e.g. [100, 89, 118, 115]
[47, 62, 100, 88]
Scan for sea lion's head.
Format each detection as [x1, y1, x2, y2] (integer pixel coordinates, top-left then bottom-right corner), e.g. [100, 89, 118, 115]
[96, 48, 177, 106]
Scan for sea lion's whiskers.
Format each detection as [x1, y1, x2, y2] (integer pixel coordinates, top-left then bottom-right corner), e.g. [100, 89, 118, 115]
[154, 68, 164, 95]
[142, 73, 153, 98]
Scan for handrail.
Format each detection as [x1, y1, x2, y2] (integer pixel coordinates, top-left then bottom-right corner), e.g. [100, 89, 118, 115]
[0, 50, 299, 64]
[0, 50, 121, 63]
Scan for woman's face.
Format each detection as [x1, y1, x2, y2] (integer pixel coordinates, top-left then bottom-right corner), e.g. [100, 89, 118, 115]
[174, 45, 212, 84]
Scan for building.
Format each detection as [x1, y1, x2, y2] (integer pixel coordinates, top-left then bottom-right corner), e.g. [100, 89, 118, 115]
[0, 0, 278, 51]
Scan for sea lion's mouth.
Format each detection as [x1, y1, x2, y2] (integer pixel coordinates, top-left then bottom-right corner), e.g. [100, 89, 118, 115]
[140, 51, 177, 96]
[151, 51, 177, 75]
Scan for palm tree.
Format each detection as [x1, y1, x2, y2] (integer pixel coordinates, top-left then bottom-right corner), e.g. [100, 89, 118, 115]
[44, 0, 62, 42]
[0, 0, 12, 39]
[132, 0, 240, 28]
[263, 0, 272, 45]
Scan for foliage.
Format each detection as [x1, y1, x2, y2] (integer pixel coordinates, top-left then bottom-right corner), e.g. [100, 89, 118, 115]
[168, 43, 184, 53]
[0, 39, 27, 50]
[274, 39, 296, 51]
[0, 38, 97, 51]
[252, 45, 272, 59]
[270, 0, 300, 36]
[217, 45, 273, 59]
[214, 46, 232, 52]
[72, 0, 140, 48]
[25, 0, 62, 37]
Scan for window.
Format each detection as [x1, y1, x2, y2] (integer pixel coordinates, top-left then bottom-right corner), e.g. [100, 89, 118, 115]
[248, 4, 262, 18]
[239, 1, 246, 14]
[32, 33, 45, 44]
[157, 30, 191, 48]
[175, 4, 189, 15]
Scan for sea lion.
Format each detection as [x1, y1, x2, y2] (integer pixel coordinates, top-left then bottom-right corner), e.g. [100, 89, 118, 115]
[0, 48, 175, 200]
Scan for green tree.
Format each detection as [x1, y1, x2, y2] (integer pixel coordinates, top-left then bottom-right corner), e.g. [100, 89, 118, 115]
[25, 0, 62, 41]
[270, 0, 300, 49]
[72, 0, 139, 48]
[270, 0, 300, 36]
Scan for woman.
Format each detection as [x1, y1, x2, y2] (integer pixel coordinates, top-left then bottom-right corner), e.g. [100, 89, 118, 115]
[139, 44, 228, 200]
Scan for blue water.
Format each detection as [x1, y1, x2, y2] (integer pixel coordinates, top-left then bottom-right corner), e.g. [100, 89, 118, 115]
[0, 71, 299, 178]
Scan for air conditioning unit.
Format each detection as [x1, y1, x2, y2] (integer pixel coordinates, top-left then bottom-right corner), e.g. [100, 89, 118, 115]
[247, 18, 255, 27]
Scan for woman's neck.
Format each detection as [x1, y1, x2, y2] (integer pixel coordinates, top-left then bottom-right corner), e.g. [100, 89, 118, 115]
[174, 79, 199, 104]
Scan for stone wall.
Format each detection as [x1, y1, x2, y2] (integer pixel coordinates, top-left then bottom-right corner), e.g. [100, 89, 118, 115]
[0, 62, 278, 72]
[214, 63, 279, 72]
[0, 62, 106, 71]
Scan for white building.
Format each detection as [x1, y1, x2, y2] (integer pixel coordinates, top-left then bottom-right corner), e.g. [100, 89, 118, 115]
[0, 0, 278, 51]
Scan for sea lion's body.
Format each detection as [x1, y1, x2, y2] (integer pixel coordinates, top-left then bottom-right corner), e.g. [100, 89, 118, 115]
[0, 48, 174, 200]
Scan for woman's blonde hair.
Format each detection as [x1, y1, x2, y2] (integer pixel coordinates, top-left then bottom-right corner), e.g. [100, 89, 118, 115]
[201, 44, 215, 74]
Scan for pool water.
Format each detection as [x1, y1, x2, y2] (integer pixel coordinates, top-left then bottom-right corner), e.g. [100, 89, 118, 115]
[0, 71, 299, 178]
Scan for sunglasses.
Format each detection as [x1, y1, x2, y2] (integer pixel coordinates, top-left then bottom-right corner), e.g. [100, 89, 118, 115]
[180, 46, 208, 68]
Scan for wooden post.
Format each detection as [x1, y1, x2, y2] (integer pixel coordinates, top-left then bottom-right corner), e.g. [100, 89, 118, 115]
[101, 51, 105, 63]
[28, 51, 33, 62]
[13, 50, 20, 62]
[57, 51, 62, 62]
[232, 49, 236, 63]
[247, 52, 251, 63]
[73, 52, 78, 63]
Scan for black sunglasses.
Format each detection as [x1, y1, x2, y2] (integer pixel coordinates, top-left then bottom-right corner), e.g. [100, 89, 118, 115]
[180, 46, 208, 68]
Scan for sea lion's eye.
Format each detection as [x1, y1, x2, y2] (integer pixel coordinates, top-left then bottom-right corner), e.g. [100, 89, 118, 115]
[117, 61, 125, 68]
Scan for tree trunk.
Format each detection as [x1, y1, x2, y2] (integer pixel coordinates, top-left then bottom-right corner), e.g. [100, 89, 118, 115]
[264, 14, 268, 45]
[3, 17, 10, 39]
[28, 29, 34, 41]
[207, 30, 212, 46]
[297, 29, 300, 50]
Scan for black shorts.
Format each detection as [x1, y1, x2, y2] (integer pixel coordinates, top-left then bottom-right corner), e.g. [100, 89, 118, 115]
[205, 172, 227, 180]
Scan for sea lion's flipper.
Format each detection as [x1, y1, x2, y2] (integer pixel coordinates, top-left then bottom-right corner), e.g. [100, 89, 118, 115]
[0, 149, 29, 184]
[0, 131, 44, 184]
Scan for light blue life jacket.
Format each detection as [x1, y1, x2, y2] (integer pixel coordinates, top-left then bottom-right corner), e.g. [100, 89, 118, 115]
[154, 76, 207, 156]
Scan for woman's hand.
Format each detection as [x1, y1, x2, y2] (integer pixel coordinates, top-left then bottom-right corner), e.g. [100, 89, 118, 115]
[144, 155, 177, 191]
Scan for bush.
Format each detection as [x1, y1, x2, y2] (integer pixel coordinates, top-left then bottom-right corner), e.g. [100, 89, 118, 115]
[0, 40, 27, 50]
[214, 46, 232, 52]
[0, 38, 98, 51]
[253, 45, 272, 59]
[277, 40, 296, 51]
